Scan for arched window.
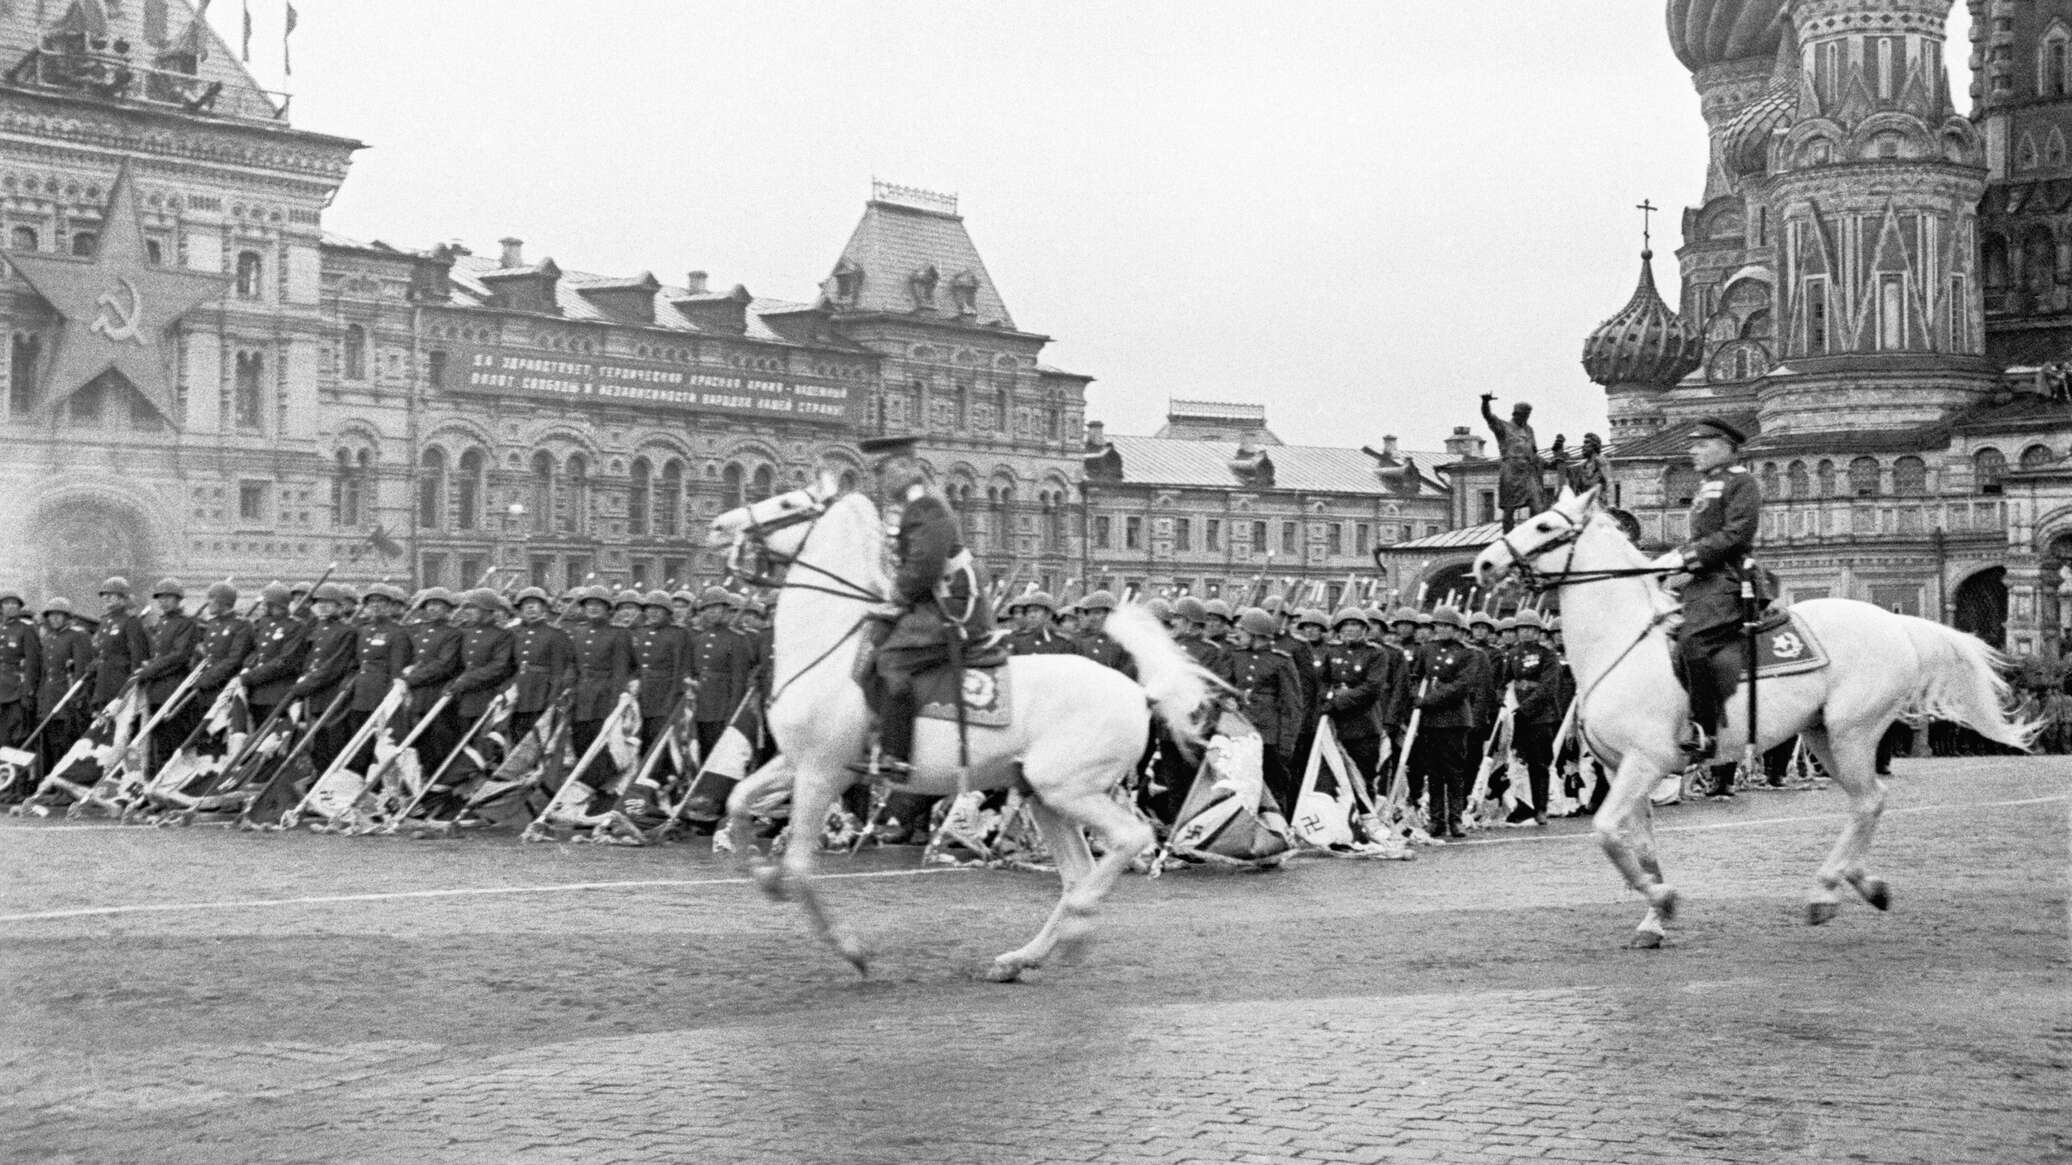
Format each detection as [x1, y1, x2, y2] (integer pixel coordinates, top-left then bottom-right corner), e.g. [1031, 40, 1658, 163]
[995, 385, 1012, 433]
[659, 460, 683, 537]
[9, 333, 40, 417]
[2051, 130, 2069, 170]
[456, 449, 485, 530]
[2025, 228, 2057, 294]
[2019, 133, 2040, 171]
[235, 250, 263, 299]
[70, 231, 96, 256]
[1787, 460, 1809, 499]
[1665, 465, 1700, 506]
[333, 449, 367, 528]
[2021, 443, 2056, 469]
[1848, 456, 1881, 497]
[723, 463, 745, 509]
[956, 383, 971, 430]
[344, 324, 368, 381]
[2041, 25, 2070, 96]
[1760, 462, 1779, 496]
[1975, 447, 2007, 495]
[419, 448, 448, 530]
[750, 464, 775, 500]
[233, 351, 265, 431]
[9, 226, 35, 251]
[1816, 459, 1837, 497]
[564, 454, 589, 534]
[1983, 234, 2010, 291]
[628, 457, 652, 537]
[530, 451, 555, 533]
[1893, 455, 1928, 495]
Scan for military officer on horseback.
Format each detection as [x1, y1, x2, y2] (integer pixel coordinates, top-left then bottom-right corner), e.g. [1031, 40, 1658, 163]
[853, 434, 992, 778]
[1648, 416, 1762, 761]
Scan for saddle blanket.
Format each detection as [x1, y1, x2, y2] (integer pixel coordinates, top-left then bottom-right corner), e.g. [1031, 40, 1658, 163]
[916, 663, 1014, 729]
[1749, 609, 1828, 679]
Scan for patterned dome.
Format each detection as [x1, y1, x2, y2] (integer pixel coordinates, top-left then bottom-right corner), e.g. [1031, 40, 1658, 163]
[1719, 76, 1796, 176]
[1667, 0, 1788, 72]
[1582, 252, 1703, 388]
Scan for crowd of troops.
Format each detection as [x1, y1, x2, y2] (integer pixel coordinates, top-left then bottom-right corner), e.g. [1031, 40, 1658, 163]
[0, 576, 773, 831]
[990, 586, 1579, 842]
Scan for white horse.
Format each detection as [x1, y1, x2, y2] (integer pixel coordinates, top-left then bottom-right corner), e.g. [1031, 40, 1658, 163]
[708, 472, 1221, 981]
[1473, 487, 2038, 945]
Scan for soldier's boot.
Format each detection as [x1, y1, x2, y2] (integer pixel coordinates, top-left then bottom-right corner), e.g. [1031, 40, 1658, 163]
[848, 684, 916, 779]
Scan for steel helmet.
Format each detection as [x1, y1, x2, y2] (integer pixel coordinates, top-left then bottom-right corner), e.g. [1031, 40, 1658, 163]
[1293, 607, 1329, 630]
[696, 586, 734, 610]
[0, 587, 23, 606]
[1261, 595, 1287, 614]
[1015, 591, 1057, 614]
[463, 587, 506, 612]
[259, 581, 292, 605]
[515, 586, 551, 607]
[1079, 589, 1118, 612]
[1203, 599, 1234, 621]
[1173, 596, 1207, 622]
[1513, 609, 1545, 630]
[1389, 606, 1421, 626]
[1429, 606, 1466, 629]
[1235, 607, 1277, 638]
[42, 596, 74, 615]
[151, 577, 184, 598]
[1147, 597, 1173, 620]
[98, 576, 132, 597]
[204, 581, 237, 605]
[1467, 611, 1496, 629]
[310, 582, 346, 603]
[579, 585, 613, 605]
[1495, 615, 1518, 632]
[419, 586, 457, 608]
[642, 590, 674, 610]
[1330, 607, 1368, 629]
[611, 589, 645, 609]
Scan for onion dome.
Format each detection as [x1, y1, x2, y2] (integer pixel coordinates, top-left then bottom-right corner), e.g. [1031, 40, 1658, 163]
[1582, 251, 1703, 388]
[1720, 76, 1795, 177]
[1667, 0, 1788, 73]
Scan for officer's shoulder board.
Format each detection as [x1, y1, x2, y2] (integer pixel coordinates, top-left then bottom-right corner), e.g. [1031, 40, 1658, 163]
[1728, 465, 1748, 474]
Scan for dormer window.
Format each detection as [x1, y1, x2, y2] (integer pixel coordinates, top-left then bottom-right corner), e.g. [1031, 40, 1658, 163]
[907, 263, 938, 308]
[949, 270, 979, 315]
[831, 259, 863, 304]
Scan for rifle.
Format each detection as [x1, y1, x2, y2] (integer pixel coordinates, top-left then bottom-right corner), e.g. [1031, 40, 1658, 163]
[234, 686, 353, 828]
[347, 691, 455, 830]
[283, 680, 409, 830]
[1385, 676, 1432, 839]
[522, 692, 639, 840]
[386, 684, 520, 830]
[290, 563, 339, 619]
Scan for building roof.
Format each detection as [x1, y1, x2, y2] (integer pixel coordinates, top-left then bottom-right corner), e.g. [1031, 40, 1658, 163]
[1609, 411, 1761, 459]
[438, 254, 865, 351]
[1388, 521, 1503, 551]
[1581, 250, 1703, 389]
[821, 194, 1016, 328]
[1951, 393, 2072, 436]
[1094, 434, 1445, 496]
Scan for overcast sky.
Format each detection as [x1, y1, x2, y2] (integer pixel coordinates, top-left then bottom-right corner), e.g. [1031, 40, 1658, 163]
[221, 1, 1970, 454]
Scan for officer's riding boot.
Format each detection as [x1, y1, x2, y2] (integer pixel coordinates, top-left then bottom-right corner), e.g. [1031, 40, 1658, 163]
[1680, 636, 1719, 764]
[850, 682, 917, 779]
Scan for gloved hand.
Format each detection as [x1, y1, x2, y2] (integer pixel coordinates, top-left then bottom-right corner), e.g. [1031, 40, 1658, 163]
[1650, 550, 1686, 572]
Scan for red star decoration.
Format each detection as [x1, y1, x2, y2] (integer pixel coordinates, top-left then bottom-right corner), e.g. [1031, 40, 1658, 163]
[4, 164, 232, 425]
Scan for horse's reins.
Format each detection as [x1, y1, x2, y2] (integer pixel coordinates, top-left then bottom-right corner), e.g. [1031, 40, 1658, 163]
[728, 493, 884, 705]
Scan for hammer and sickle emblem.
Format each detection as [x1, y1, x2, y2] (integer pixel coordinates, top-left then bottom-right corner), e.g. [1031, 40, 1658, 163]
[961, 669, 996, 708]
[89, 276, 143, 345]
[1770, 631, 1805, 659]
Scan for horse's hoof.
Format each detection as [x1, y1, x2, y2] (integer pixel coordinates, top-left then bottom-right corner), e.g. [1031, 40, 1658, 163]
[984, 959, 1026, 983]
[1628, 930, 1663, 950]
[1647, 885, 1680, 924]
[1858, 878, 1891, 912]
[1806, 900, 1838, 926]
[750, 865, 788, 903]
[835, 937, 871, 977]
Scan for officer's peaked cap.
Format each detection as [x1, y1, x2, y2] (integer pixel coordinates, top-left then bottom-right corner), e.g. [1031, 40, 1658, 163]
[1688, 416, 1748, 447]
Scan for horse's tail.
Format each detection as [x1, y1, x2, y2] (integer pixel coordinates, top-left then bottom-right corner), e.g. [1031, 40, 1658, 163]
[1899, 616, 2043, 751]
[1103, 602, 1223, 755]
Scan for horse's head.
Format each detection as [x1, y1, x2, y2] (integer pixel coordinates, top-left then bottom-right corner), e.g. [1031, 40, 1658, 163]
[1473, 485, 1599, 591]
[708, 470, 843, 577]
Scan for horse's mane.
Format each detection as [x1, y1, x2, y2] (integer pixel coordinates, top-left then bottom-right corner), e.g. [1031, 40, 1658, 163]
[823, 490, 893, 597]
[1575, 501, 1679, 616]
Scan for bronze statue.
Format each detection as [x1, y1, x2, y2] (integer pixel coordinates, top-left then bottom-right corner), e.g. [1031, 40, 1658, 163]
[1563, 432, 1610, 497]
[1480, 394, 1561, 531]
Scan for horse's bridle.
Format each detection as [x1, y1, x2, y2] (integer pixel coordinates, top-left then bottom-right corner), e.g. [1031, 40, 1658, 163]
[725, 488, 881, 605]
[1493, 508, 1673, 594]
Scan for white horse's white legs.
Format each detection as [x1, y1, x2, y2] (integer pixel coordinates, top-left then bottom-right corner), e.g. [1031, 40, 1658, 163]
[985, 799, 1095, 983]
[1594, 753, 1681, 933]
[1627, 803, 1670, 949]
[1798, 727, 1890, 925]
[1026, 765, 1155, 969]
[742, 760, 871, 974]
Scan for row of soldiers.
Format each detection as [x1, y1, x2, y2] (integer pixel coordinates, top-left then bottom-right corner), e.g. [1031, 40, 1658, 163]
[0, 576, 773, 813]
[983, 586, 1575, 839]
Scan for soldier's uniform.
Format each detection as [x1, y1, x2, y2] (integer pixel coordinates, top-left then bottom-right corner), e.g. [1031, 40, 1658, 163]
[1073, 591, 1132, 673]
[634, 591, 692, 767]
[509, 589, 576, 743]
[133, 580, 202, 766]
[1506, 615, 1564, 820]
[687, 588, 751, 756]
[285, 588, 359, 771]
[861, 436, 993, 774]
[1004, 593, 1076, 656]
[191, 586, 255, 747]
[567, 588, 637, 764]
[1213, 609, 1306, 814]
[0, 589, 42, 752]
[1406, 609, 1490, 839]
[339, 585, 414, 770]
[425, 589, 517, 791]
[1666, 417, 1763, 752]
[32, 599, 93, 776]
[401, 589, 464, 731]
[240, 586, 311, 730]
[89, 578, 152, 710]
[1317, 610, 1396, 788]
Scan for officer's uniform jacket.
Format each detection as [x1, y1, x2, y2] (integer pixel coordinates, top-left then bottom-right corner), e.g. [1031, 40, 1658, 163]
[688, 625, 749, 723]
[510, 621, 576, 714]
[348, 617, 415, 712]
[886, 483, 993, 640]
[240, 612, 311, 709]
[0, 615, 42, 712]
[286, 617, 357, 706]
[134, 609, 201, 705]
[446, 623, 517, 720]
[1178, 633, 1225, 674]
[633, 623, 692, 719]
[1075, 630, 1130, 672]
[91, 609, 152, 705]
[402, 618, 464, 711]
[1318, 641, 1393, 742]
[1509, 640, 1564, 725]
[1274, 633, 1318, 727]
[1005, 625, 1077, 656]
[194, 612, 255, 697]
[1676, 463, 1762, 634]
[568, 621, 636, 722]
[1213, 645, 1304, 754]
[35, 621, 92, 719]
[1408, 639, 1490, 730]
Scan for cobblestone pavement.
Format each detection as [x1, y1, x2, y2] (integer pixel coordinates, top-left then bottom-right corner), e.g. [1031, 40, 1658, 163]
[2, 757, 2067, 1164]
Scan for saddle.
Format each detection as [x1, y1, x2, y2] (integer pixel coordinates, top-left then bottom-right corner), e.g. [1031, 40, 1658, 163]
[1670, 608, 1831, 695]
[852, 621, 1013, 728]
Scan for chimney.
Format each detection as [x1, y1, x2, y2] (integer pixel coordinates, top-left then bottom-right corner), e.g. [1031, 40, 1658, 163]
[686, 270, 709, 294]
[1382, 434, 1398, 458]
[498, 237, 524, 268]
[1443, 424, 1483, 459]
[1085, 420, 1105, 449]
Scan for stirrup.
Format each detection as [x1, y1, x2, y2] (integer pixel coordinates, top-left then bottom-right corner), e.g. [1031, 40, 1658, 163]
[846, 745, 913, 780]
[1680, 723, 1715, 764]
